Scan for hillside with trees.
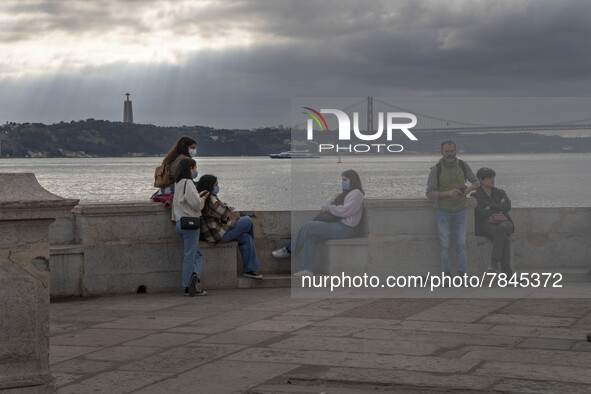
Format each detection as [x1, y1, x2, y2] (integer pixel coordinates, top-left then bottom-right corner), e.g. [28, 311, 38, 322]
[0, 120, 290, 157]
[1, 119, 591, 157]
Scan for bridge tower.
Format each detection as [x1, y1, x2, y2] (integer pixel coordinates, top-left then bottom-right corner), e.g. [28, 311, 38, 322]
[367, 96, 373, 132]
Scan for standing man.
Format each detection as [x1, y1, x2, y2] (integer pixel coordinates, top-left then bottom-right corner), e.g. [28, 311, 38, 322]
[426, 140, 479, 277]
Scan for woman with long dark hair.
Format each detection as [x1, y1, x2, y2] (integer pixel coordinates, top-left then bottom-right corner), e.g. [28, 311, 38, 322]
[197, 175, 263, 279]
[272, 169, 365, 276]
[172, 158, 209, 296]
[158, 136, 198, 194]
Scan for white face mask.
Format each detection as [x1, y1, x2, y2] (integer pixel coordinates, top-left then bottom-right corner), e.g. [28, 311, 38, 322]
[189, 148, 197, 157]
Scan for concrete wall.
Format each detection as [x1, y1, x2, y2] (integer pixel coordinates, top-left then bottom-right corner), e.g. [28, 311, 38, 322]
[49, 203, 293, 297]
[48, 199, 591, 297]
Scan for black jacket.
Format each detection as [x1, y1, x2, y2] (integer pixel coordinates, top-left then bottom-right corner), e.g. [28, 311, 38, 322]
[471, 187, 514, 236]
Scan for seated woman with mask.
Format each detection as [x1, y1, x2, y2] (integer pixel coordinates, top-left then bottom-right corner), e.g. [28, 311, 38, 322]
[197, 175, 263, 279]
[272, 169, 365, 276]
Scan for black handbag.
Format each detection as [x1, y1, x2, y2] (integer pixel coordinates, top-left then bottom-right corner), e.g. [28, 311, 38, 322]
[313, 211, 341, 222]
[180, 216, 200, 230]
[179, 180, 201, 230]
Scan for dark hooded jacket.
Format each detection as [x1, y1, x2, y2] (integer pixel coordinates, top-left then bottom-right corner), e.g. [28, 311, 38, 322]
[471, 187, 514, 236]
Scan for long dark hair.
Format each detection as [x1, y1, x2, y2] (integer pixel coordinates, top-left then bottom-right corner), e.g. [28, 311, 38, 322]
[333, 169, 364, 205]
[196, 174, 217, 203]
[174, 158, 196, 183]
[162, 136, 196, 166]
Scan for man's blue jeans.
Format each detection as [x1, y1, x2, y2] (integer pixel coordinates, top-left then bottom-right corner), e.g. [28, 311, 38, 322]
[287, 221, 354, 272]
[221, 216, 260, 273]
[175, 221, 204, 287]
[435, 208, 467, 274]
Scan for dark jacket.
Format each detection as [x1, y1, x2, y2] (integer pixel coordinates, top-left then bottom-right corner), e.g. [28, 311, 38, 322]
[471, 187, 514, 236]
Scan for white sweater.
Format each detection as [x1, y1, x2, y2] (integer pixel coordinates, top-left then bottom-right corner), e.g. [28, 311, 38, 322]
[172, 179, 205, 222]
[326, 189, 364, 227]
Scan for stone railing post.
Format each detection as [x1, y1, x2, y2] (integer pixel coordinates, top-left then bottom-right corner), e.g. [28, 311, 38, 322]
[0, 173, 78, 393]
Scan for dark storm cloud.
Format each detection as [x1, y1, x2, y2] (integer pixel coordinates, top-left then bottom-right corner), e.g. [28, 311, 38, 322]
[2, 0, 591, 127]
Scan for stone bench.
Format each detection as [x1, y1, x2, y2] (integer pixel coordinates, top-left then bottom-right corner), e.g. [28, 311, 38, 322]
[316, 237, 369, 275]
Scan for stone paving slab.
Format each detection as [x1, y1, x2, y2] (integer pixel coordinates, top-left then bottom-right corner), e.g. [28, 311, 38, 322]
[278, 299, 375, 317]
[49, 345, 101, 365]
[283, 365, 499, 392]
[200, 329, 288, 345]
[496, 298, 591, 318]
[400, 320, 494, 334]
[47, 289, 591, 393]
[480, 313, 578, 327]
[134, 360, 298, 394]
[353, 328, 523, 347]
[269, 335, 441, 356]
[122, 332, 206, 348]
[57, 370, 173, 394]
[91, 315, 199, 330]
[238, 318, 315, 332]
[120, 343, 246, 374]
[473, 360, 591, 385]
[289, 324, 364, 337]
[457, 345, 591, 367]
[493, 378, 591, 394]
[52, 372, 82, 388]
[485, 324, 588, 340]
[51, 328, 158, 347]
[248, 383, 417, 393]
[517, 337, 576, 350]
[407, 299, 511, 323]
[314, 316, 402, 329]
[226, 347, 481, 373]
[183, 309, 278, 334]
[84, 346, 159, 362]
[572, 341, 591, 352]
[51, 358, 117, 375]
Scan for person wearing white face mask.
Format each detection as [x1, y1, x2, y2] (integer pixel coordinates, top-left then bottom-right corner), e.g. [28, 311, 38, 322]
[156, 136, 198, 195]
[272, 169, 365, 276]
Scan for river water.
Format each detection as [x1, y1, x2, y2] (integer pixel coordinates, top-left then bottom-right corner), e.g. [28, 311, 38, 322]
[1, 154, 589, 210]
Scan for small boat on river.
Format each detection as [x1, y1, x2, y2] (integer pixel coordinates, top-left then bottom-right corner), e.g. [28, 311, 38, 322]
[269, 150, 320, 159]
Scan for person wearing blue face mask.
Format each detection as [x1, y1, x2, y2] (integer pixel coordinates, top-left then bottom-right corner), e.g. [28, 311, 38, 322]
[197, 174, 263, 279]
[272, 169, 365, 276]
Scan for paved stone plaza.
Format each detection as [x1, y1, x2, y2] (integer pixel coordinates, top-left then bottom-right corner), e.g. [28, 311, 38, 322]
[50, 288, 591, 393]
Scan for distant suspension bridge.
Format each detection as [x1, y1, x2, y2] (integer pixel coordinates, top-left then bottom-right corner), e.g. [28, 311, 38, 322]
[296, 97, 591, 134]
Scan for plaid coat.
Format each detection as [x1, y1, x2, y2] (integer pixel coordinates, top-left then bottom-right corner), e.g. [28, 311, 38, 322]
[200, 196, 236, 243]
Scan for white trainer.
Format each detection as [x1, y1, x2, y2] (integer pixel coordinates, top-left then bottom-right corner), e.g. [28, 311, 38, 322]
[272, 247, 291, 259]
[292, 269, 313, 277]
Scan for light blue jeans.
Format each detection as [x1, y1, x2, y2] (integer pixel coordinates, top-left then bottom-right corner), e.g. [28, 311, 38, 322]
[175, 221, 204, 287]
[287, 221, 354, 272]
[221, 216, 260, 273]
[436, 208, 467, 274]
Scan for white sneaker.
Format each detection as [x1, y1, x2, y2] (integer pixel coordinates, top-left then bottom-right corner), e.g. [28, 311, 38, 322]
[272, 247, 291, 259]
[292, 269, 313, 277]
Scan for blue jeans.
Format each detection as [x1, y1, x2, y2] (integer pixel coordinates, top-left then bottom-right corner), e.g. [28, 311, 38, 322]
[221, 216, 260, 273]
[175, 221, 204, 287]
[287, 221, 354, 272]
[436, 208, 467, 274]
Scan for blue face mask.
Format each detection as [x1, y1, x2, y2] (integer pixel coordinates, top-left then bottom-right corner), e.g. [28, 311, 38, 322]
[192, 169, 198, 179]
[342, 180, 350, 190]
[213, 186, 219, 195]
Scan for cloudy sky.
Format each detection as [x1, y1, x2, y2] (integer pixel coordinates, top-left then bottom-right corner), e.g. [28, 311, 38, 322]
[1, 0, 591, 129]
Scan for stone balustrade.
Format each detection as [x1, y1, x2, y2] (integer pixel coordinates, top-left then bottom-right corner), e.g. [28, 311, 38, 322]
[46, 198, 591, 297]
[0, 173, 78, 393]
